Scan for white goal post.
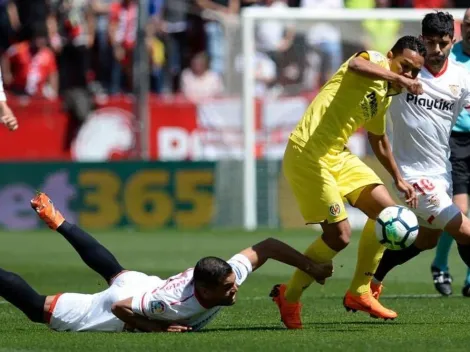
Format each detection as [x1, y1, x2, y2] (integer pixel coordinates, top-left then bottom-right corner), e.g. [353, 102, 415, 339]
[241, 8, 466, 231]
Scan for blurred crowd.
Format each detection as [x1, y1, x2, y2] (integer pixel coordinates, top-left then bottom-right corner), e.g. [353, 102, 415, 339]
[0, 0, 467, 104]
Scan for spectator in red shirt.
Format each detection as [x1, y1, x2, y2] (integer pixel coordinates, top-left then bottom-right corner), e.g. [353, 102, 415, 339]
[1, 22, 58, 99]
[108, 0, 137, 91]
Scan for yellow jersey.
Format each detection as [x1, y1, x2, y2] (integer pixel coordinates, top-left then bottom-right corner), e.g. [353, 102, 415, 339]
[290, 50, 393, 156]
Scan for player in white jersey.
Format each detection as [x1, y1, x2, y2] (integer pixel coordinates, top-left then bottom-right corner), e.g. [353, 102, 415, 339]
[347, 12, 470, 318]
[0, 65, 18, 131]
[430, 8, 470, 297]
[0, 193, 332, 333]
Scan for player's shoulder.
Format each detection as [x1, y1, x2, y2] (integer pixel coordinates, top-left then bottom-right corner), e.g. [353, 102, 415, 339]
[447, 59, 470, 86]
[354, 50, 390, 72]
[446, 58, 470, 75]
[357, 50, 387, 63]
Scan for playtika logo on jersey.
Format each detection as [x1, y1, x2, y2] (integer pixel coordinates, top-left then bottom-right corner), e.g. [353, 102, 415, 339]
[406, 94, 455, 111]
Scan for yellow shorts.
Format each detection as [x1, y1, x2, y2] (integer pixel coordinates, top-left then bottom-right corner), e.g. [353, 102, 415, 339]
[283, 139, 383, 224]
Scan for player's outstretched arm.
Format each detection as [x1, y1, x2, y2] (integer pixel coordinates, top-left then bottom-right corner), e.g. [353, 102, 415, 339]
[111, 298, 192, 333]
[238, 237, 333, 283]
[349, 55, 402, 83]
[348, 55, 423, 95]
[368, 132, 417, 208]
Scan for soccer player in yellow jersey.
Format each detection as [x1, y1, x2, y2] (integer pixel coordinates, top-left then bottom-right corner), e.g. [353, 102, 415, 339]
[270, 35, 426, 329]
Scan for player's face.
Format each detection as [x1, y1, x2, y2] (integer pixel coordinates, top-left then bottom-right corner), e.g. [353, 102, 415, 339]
[462, 19, 470, 48]
[212, 272, 239, 306]
[388, 48, 424, 80]
[421, 34, 455, 66]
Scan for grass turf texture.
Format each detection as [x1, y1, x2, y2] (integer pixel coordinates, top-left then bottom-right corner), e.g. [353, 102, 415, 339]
[0, 229, 469, 352]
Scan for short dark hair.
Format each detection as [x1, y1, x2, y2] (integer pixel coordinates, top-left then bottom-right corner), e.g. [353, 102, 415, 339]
[422, 11, 454, 38]
[193, 256, 233, 288]
[390, 35, 427, 58]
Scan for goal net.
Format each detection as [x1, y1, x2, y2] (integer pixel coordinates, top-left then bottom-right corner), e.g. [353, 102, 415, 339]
[212, 8, 465, 230]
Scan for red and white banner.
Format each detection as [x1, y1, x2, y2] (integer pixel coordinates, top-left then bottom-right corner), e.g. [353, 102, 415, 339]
[0, 95, 367, 161]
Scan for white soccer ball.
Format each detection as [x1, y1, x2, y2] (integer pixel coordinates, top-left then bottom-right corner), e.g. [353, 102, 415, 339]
[375, 205, 419, 250]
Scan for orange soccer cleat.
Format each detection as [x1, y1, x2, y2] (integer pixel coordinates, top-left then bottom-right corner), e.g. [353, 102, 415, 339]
[30, 192, 65, 230]
[270, 284, 303, 329]
[343, 290, 397, 320]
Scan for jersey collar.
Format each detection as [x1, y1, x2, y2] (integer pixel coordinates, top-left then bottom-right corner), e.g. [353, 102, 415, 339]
[424, 59, 449, 78]
[386, 82, 401, 97]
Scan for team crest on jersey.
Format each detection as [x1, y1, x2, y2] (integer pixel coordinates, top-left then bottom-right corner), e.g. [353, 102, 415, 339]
[449, 84, 460, 96]
[150, 301, 166, 314]
[329, 203, 341, 216]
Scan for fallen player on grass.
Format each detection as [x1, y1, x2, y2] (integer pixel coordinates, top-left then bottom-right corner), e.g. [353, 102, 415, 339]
[0, 192, 333, 333]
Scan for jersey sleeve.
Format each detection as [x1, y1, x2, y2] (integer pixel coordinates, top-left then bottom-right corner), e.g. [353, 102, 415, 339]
[227, 254, 253, 286]
[463, 74, 470, 113]
[363, 110, 386, 135]
[131, 290, 169, 319]
[356, 50, 390, 70]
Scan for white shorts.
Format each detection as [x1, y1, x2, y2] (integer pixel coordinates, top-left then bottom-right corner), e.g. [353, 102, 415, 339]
[48, 271, 163, 332]
[393, 174, 460, 230]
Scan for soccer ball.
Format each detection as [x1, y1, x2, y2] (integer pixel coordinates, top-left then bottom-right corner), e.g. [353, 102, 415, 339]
[375, 206, 419, 250]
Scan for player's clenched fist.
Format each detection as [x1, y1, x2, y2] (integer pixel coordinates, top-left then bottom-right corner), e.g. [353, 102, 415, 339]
[398, 76, 424, 95]
[305, 260, 333, 285]
[1, 113, 18, 131]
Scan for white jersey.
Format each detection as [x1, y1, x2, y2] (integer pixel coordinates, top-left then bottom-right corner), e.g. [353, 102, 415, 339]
[131, 254, 252, 331]
[388, 59, 470, 177]
[49, 254, 252, 332]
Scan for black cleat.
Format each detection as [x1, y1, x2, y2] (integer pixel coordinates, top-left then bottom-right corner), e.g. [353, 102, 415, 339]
[462, 283, 470, 297]
[431, 266, 453, 296]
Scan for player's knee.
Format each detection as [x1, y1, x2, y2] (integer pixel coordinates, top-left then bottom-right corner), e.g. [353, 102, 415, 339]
[337, 227, 352, 247]
[415, 237, 438, 250]
[323, 226, 351, 250]
[445, 213, 470, 245]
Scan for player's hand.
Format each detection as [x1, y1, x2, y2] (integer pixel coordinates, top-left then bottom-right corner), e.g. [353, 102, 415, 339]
[305, 260, 333, 284]
[395, 178, 418, 208]
[397, 76, 423, 95]
[164, 324, 192, 333]
[1, 111, 18, 131]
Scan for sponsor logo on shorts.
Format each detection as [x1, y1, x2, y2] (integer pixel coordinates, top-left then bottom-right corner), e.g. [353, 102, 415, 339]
[150, 301, 166, 314]
[329, 203, 341, 216]
[428, 194, 440, 207]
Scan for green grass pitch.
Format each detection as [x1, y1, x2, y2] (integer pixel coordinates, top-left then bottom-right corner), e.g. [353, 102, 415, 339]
[0, 229, 469, 352]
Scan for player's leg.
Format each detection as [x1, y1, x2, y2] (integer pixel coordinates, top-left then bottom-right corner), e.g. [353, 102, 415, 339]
[442, 213, 470, 270]
[31, 192, 125, 284]
[342, 184, 398, 319]
[372, 176, 460, 297]
[330, 151, 396, 318]
[0, 267, 49, 323]
[431, 193, 467, 296]
[454, 192, 470, 297]
[270, 141, 347, 329]
[374, 226, 441, 285]
[431, 143, 469, 295]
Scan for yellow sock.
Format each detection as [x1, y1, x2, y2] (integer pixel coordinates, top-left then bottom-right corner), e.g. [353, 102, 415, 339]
[284, 236, 338, 302]
[348, 218, 385, 295]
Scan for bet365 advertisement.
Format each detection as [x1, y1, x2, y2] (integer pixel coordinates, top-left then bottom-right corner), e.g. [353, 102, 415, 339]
[0, 162, 215, 230]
